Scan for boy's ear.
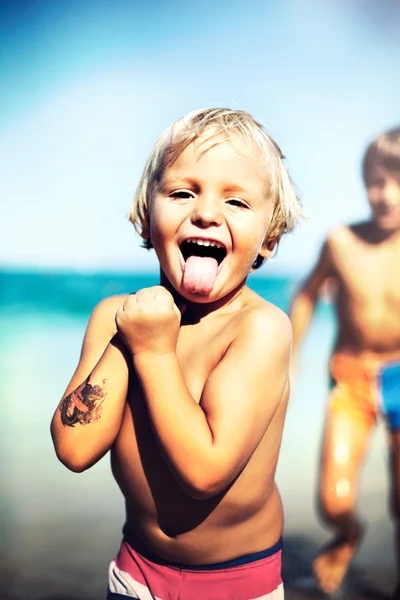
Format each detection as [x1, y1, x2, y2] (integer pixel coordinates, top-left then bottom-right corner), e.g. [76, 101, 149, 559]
[259, 236, 278, 259]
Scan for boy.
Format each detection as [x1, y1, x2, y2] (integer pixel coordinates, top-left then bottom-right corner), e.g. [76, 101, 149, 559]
[51, 108, 302, 600]
[289, 126, 400, 598]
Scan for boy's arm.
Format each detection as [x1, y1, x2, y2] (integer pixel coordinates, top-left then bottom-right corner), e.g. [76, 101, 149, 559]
[50, 295, 130, 472]
[289, 237, 336, 351]
[118, 289, 291, 499]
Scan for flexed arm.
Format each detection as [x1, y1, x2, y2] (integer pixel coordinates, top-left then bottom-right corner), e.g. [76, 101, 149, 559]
[51, 295, 131, 472]
[116, 286, 291, 500]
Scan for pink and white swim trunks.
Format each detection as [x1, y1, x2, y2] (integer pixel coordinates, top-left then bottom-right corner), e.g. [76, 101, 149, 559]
[107, 527, 284, 600]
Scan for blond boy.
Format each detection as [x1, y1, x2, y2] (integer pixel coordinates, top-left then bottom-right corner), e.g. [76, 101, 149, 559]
[51, 108, 301, 600]
[290, 126, 400, 598]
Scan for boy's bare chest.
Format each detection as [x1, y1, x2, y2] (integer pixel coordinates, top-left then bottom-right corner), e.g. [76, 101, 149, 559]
[124, 314, 235, 408]
[112, 315, 236, 504]
[174, 319, 233, 400]
[335, 243, 400, 303]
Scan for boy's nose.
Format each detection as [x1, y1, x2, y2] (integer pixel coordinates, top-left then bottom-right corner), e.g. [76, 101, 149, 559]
[190, 197, 223, 227]
[383, 182, 400, 206]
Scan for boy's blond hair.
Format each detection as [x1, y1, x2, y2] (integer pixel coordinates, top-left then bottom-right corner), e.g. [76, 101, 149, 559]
[129, 107, 302, 269]
[362, 126, 400, 185]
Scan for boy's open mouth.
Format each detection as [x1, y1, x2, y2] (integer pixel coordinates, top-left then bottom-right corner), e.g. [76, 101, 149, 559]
[180, 239, 227, 265]
[179, 238, 227, 296]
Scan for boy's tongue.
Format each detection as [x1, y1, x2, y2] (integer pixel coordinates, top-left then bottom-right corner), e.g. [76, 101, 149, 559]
[182, 256, 219, 295]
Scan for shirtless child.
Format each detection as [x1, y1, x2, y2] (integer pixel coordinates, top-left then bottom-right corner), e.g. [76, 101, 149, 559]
[50, 108, 302, 600]
[290, 126, 400, 598]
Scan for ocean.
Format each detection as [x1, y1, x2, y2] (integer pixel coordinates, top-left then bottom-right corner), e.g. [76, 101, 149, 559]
[0, 268, 395, 599]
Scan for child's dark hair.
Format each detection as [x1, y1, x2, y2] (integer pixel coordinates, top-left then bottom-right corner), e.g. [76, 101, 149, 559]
[362, 126, 400, 185]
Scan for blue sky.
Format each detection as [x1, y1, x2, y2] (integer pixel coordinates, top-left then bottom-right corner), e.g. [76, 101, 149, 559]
[1, 0, 400, 274]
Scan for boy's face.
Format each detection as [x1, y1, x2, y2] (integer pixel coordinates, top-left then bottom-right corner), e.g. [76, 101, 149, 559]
[366, 166, 400, 232]
[146, 133, 275, 302]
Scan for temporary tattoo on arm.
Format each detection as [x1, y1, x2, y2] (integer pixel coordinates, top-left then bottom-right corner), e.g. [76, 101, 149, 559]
[60, 376, 107, 427]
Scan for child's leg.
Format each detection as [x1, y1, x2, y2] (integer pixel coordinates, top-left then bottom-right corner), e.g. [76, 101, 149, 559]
[388, 430, 400, 599]
[313, 409, 373, 594]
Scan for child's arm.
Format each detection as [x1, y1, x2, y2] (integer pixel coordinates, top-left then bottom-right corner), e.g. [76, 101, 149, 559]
[289, 237, 336, 351]
[50, 295, 130, 472]
[116, 287, 291, 500]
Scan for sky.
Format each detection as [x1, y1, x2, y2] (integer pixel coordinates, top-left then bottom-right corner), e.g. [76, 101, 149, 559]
[1, 0, 400, 275]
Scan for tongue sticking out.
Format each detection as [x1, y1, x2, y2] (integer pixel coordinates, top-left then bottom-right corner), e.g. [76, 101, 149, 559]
[182, 256, 219, 295]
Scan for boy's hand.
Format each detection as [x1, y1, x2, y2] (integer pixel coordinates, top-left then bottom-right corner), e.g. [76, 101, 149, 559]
[115, 286, 182, 357]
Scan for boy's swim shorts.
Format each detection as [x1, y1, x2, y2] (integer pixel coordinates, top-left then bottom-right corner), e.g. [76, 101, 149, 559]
[328, 353, 400, 431]
[107, 526, 283, 599]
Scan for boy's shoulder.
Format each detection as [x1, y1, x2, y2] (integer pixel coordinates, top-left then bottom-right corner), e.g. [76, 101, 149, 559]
[326, 221, 371, 249]
[92, 293, 130, 317]
[89, 293, 130, 337]
[235, 291, 292, 353]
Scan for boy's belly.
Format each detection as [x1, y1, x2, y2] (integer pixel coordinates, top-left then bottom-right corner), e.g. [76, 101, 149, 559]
[110, 402, 283, 564]
[335, 302, 400, 354]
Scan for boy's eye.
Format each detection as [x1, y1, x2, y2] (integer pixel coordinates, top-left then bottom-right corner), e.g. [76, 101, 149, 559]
[369, 178, 385, 189]
[169, 190, 193, 199]
[227, 198, 249, 208]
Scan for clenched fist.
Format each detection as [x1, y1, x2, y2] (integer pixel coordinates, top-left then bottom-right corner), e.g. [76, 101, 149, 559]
[115, 286, 183, 357]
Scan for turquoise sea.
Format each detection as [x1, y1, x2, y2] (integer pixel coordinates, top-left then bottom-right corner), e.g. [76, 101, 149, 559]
[0, 269, 395, 599]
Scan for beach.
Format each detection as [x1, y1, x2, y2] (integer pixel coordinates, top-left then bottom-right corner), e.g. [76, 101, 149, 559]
[0, 270, 396, 599]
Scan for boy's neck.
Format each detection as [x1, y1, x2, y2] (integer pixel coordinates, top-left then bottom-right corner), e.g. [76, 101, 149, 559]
[367, 220, 400, 244]
[159, 270, 249, 323]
